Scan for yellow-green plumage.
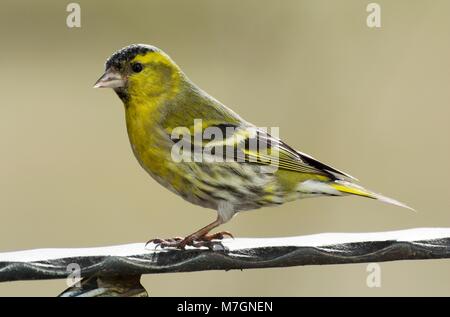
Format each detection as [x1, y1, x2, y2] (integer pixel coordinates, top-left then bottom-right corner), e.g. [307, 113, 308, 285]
[95, 44, 412, 247]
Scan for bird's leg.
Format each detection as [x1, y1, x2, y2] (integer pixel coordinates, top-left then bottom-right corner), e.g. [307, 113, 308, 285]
[146, 217, 233, 249]
[177, 218, 223, 249]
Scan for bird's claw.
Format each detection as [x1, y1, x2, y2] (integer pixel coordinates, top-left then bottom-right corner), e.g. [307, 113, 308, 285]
[145, 237, 183, 249]
[204, 231, 234, 240]
[145, 231, 233, 250]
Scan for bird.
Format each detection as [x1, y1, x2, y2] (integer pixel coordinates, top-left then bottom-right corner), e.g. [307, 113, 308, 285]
[94, 44, 412, 249]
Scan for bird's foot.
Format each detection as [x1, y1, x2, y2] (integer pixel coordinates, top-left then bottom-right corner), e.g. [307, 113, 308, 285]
[200, 231, 234, 242]
[145, 237, 183, 249]
[145, 231, 234, 250]
[189, 231, 234, 250]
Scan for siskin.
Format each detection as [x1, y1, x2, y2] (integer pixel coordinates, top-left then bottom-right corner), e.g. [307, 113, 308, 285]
[94, 44, 412, 248]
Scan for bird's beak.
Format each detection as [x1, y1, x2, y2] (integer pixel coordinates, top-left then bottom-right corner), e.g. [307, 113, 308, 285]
[93, 69, 125, 88]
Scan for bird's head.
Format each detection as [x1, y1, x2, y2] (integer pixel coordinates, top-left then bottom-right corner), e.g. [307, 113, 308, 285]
[94, 44, 182, 101]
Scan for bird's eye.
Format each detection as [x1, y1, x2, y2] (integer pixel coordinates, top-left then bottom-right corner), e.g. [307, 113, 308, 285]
[131, 63, 143, 73]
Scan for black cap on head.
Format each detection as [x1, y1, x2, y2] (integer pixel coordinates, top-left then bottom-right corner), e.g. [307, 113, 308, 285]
[105, 44, 158, 70]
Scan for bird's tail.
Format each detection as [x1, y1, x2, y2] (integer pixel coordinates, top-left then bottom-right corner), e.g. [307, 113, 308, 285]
[329, 180, 414, 211]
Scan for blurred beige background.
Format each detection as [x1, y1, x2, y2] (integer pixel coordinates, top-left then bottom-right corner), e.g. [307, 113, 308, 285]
[0, 0, 449, 296]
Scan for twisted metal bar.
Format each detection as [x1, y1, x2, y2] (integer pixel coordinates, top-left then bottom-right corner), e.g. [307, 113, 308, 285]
[1, 228, 450, 285]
